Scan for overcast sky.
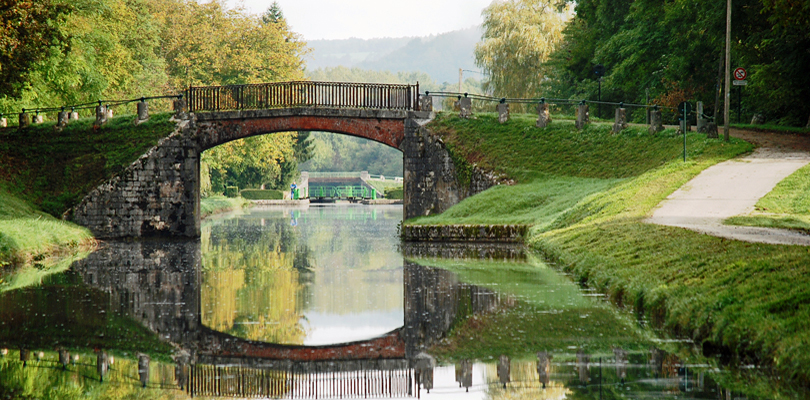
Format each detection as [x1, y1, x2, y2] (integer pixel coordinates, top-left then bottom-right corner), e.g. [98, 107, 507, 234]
[226, 0, 493, 40]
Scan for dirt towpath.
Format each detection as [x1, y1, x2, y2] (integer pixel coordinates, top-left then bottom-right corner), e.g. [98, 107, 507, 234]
[647, 128, 810, 246]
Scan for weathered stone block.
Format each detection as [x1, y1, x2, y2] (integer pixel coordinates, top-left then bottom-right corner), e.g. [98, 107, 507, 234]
[536, 103, 551, 128]
[497, 103, 509, 123]
[94, 105, 107, 127]
[459, 97, 472, 119]
[135, 101, 149, 125]
[420, 95, 433, 112]
[648, 109, 664, 134]
[56, 111, 69, 131]
[575, 104, 589, 130]
[751, 113, 765, 124]
[18, 112, 29, 128]
[612, 108, 627, 134]
[0, 118, 6, 128]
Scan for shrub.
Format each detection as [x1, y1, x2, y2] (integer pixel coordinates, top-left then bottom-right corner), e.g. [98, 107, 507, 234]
[224, 186, 239, 198]
[240, 189, 284, 200]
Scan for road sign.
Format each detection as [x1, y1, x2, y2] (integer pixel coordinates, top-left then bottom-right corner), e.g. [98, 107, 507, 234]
[733, 67, 747, 81]
[733, 80, 748, 86]
[678, 101, 693, 114]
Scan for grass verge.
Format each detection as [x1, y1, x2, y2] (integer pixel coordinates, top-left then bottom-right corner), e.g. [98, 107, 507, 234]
[201, 195, 251, 218]
[0, 186, 93, 266]
[725, 162, 810, 232]
[404, 113, 810, 383]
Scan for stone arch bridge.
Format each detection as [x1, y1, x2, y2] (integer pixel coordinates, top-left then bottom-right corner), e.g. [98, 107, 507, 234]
[72, 81, 497, 239]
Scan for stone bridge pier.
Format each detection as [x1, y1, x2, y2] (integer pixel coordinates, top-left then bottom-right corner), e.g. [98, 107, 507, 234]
[72, 108, 499, 239]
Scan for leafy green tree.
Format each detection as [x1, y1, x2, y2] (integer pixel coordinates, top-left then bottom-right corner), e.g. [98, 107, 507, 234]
[0, 0, 70, 98]
[154, 0, 307, 90]
[546, 0, 810, 125]
[474, 0, 572, 99]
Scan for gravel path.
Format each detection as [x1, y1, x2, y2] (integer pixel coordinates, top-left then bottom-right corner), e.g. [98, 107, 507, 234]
[646, 128, 810, 246]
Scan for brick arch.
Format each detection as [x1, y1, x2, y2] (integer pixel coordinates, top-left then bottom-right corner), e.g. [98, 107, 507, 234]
[195, 109, 407, 152]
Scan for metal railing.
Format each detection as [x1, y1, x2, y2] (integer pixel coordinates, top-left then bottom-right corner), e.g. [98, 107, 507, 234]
[188, 81, 420, 112]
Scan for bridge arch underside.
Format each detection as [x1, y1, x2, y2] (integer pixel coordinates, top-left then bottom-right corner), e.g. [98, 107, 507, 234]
[196, 110, 407, 151]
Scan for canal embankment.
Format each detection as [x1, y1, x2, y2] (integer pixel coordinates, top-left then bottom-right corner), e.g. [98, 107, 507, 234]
[405, 112, 810, 383]
[0, 112, 178, 266]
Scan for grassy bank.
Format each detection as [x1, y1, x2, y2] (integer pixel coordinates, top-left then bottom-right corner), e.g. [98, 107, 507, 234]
[0, 112, 177, 216]
[725, 162, 810, 232]
[201, 195, 251, 218]
[407, 112, 810, 382]
[0, 187, 93, 266]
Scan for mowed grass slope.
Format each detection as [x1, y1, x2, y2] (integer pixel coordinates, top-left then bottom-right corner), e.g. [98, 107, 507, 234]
[0, 112, 177, 216]
[0, 186, 92, 266]
[0, 112, 177, 265]
[410, 112, 810, 383]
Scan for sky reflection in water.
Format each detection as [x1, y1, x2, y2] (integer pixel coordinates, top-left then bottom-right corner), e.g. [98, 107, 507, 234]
[200, 204, 404, 345]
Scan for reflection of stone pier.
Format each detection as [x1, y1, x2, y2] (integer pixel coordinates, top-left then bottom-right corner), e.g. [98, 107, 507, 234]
[401, 241, 526, 260]
[403, 261, 514, 355]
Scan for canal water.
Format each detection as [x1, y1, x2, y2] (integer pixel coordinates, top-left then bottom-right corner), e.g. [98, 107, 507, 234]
[0, 204, 797, 399]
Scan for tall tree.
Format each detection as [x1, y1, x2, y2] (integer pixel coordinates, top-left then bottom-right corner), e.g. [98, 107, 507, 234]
[474, 0, 572, 99]
[262, 1, 284, 24]
[0, 0, 70, 98]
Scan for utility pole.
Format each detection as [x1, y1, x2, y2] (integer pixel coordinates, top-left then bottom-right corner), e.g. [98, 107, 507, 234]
[723, 0, 731, 142]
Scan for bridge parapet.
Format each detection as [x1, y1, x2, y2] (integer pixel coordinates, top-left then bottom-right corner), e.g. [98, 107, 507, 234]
[189, 81, 420, 113]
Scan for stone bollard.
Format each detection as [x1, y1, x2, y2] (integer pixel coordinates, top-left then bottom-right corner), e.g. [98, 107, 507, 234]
[56, 111, 69, 131]
[138, 354, 150, 388]
[458, 96, 472, 119]
[97, 351, 108, 382]
[413, 353, 435, 393]
[135, 100, 149, 124]
[94, 104, 107, 127]
[419, 95, 433, 112]
[58, 348, 69, 369]
[457, 359, 472, 392]
[612, 107, 628, 133]
[175, 362, 188, 390]
[106, 108, 114, 119]
[69, 111, 79, 121]
[20, 348, 30, 367]
[0, 117, 6, 128]
[34, 114, 43, 124]
[575, 103, 589, 130]
[173, 96, 188, 119]
[613, 347, 628, 383]
[497, 102, 509, 123]
[648, 108, 664, 134]
[19, 111, 30, 128]
[576, 350, 590, 383]
[497, 355, 510, 389]
[537, 352, 552, 389]
[536, 102, 551, 128]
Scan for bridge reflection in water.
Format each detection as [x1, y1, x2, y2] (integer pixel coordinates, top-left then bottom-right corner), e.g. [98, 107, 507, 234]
[65, 239, 516, 398]
[186, 360, 413, 399]
[2, 239, 747, 399]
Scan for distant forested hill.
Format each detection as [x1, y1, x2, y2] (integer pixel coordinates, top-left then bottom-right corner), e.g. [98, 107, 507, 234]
[305, 26, 482, 84]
